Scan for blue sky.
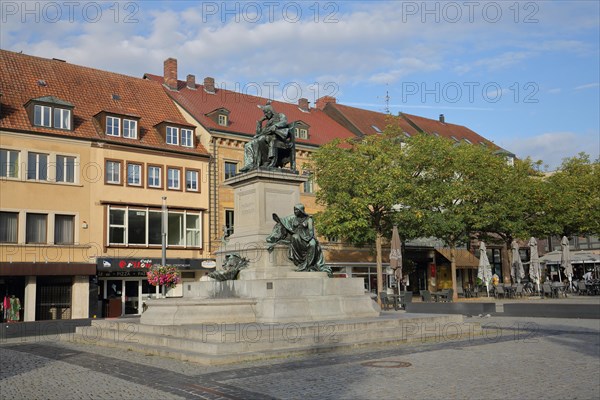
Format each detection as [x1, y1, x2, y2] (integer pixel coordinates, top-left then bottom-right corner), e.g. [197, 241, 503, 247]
[1, 0, 598, 169]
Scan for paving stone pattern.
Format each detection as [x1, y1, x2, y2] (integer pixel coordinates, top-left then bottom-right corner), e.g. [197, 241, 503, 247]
[1, 316, 599, 400]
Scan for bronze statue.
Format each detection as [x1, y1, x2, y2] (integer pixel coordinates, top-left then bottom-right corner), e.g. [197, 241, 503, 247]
[266, 203, 332, 277]
[240, 101, 296, 172]
[208, 253, 249, 281]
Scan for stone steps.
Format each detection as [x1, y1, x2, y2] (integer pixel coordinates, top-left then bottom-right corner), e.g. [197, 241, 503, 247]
[73, 314, 481, 365]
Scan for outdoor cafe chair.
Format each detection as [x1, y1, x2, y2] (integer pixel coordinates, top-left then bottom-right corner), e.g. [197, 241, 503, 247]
[379, 292, 392, 310]
[515, 284, 524, 298]
[420, 290, 433, 303]
[494, 285, 505, 299]
[542, 283, 554, 298]
[577, 281, 590, 295]
[457, 286, 465, 298]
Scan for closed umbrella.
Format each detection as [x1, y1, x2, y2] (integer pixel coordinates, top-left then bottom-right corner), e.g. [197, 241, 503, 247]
[561, 236, 574, 290]
[511, 240, 525, 284]
[390, 225, 403, 291]
[528, 237, 541, 294]
[478, 241, 493, 297]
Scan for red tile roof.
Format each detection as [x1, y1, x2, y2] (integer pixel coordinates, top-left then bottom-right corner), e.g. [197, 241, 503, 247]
[0, 50, 208, 156]
[400, 112, 497, 148]
[143, 74, 357, 146]
[322, 102, 498, 149]
[322, 103, 421, 137]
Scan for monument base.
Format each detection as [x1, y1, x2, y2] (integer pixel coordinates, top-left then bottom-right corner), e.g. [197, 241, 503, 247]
[141, 169, 379, 325]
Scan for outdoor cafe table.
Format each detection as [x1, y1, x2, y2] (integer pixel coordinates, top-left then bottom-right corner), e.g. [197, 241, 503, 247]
[431, 291, 445, 302]
[551, 283, 567, 298]
[504, 286, 516, 298]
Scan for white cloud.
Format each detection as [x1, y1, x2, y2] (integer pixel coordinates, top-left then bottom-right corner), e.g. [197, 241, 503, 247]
[574, 83, 600, 90]
[504, 132, 599, 170]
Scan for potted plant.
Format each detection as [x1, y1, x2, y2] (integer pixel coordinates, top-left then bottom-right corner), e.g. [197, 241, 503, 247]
[146, 265, 181, 297]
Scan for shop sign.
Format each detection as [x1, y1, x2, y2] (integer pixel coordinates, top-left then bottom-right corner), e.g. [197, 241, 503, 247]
[96, 258, 215, 271]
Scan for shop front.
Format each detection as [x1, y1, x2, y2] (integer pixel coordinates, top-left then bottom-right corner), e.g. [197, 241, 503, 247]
[0, 262, 96, 321]
[96, 257, 215, 317]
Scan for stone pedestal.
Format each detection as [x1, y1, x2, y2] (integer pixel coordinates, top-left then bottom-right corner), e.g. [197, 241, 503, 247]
[141, 169, 380, 326]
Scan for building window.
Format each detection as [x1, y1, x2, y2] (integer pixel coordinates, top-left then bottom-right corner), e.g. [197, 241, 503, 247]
[186, 213, 201, 247]
[127, 163, 142, 186]
[148, 211, 162, 245]
[181, 129, 193, 147]
[168, 212, 184, 246]
[106, 160, 121, 184]
[148, 165, 162, 188]
[295, 128, 308, 139]
[218, 114, 228, 126]
[34, 105, 51, 127]
[26, 213, 47, 244]
[27, 152, 48, 181]
[225, 210, 234, 237]
[106, 116, 121, 136]
[108, 206, 201, 248]
[54, 214, 74, 244]
[53, 108, 71, 130]
[166, 126, 179, 145]
[303, 173, 314, 193]
[167, 167, 181, 190]
[0, 212, 18, 243]
[186, 170, 199, 191]
[303, 179, 314, 193]
[108, 208, 126, 244]
[56, 155, 76, 183]
[224, 161, 237, 180]
[123, 119, 138, 139]
[127, 209, 146, 245]
[0, 149, 19, 178]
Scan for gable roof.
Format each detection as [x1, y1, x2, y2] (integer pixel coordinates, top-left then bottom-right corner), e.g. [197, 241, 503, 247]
[143, 73, 356, 147]
[322, 102, 500, 150]
[322, 102, 421, 137]
[400, 112, 497, 148]
[0, 50, 208, 156]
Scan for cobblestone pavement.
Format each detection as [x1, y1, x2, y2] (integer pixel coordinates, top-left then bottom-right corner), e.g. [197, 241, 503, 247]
[1, 316, 598, 400]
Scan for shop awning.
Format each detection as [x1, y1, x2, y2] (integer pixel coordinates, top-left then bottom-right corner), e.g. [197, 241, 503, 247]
[435, 248, 479, 269]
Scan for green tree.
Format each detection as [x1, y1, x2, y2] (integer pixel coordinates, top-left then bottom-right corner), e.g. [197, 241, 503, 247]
[402, 134, 505, 298]
[542, 153, 600, 237]
[310, 132, 418, 302]
[472, 157, 550, 282]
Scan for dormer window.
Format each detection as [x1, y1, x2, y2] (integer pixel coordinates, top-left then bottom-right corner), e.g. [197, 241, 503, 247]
[95, 111, 140, 139]
[181, 128, 194, 147]
[26, 96, 74, 131]
[106, 116, 120, 136]
[293, 121, 310, 140]
[105, 115, 137, 138]
[166, 126, 179, 145]
[206, 108, 230, 127]
[155, 121, 195, 148]
[123, 119, 138, 139]
[34, 105, 51, 127]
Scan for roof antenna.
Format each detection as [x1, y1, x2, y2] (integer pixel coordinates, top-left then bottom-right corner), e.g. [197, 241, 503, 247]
[384, 89, 390, 115]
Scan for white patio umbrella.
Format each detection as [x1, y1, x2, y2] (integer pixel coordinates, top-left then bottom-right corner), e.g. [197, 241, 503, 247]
[478, 241, 493, 297]
[561, 236, 574, 290]
[528, 237, 541, 294]
[511, 240, 525, 284]
[390, 225, 403, 292]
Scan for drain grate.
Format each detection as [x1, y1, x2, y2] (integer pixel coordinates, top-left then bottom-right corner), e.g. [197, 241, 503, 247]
[361, 360, 412, 368]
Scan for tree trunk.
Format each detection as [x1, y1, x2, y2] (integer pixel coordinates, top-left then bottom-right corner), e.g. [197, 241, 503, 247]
[376, 231, 384, 307]
[501, 244, 511, 284]
[450, 245, 458, 301]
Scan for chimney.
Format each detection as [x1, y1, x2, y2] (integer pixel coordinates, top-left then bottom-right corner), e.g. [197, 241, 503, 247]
[315, 96, 336, 110]
[186, 74, 196, 89]
[204, 77, 215, 94]
[298, 98, 309, 111]
[439, 114, 445, 123]
[163, 58, 178, 91]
